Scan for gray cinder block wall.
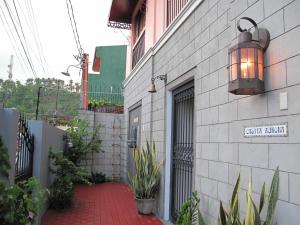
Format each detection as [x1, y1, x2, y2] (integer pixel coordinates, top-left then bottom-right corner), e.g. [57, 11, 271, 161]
[0, 108, 18, 184]
[78, 110, 126, 181]
[123, 0, 300, 224]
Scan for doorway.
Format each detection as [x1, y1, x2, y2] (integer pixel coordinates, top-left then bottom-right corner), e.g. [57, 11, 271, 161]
[127, 104, 141, 176]
[170, 82, 194, 220]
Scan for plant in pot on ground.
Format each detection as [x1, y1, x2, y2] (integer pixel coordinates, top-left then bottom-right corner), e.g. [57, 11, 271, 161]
[129, 141, 162, 214]
[177, 167, 279, 225]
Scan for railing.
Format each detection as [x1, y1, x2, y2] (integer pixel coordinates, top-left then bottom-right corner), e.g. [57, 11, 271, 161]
[15, 114, 34, 182]
[88, 85, 124, 114]
[132, 31, 145, 69]
[167, 0, 190, 26]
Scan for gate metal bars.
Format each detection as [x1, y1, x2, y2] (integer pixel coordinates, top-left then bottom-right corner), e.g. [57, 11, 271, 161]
[171, 82, 194, 220]
[15, 114, 34, 182]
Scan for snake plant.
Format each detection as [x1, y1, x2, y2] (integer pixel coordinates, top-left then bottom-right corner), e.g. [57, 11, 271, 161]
[218, 167, 280, 225]
[177, 168, 279, 225]
[129, 141, 162, 199]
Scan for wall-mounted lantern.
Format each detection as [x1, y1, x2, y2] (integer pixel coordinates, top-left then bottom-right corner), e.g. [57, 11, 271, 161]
[228, 17, 270, 95]
[148, 74, 167, 93]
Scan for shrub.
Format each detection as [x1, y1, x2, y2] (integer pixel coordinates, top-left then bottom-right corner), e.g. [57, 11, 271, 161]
[0, 136, 48, 225]
[64, 118, 102, 165]
[89, 172, 106, 184]
[0, 135, 10, 178]
[49, 176, 74, 211]
[48, 149, 90, 210]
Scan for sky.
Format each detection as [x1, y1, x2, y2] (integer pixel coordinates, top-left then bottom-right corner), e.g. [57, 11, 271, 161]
[0, 0, 129, 84]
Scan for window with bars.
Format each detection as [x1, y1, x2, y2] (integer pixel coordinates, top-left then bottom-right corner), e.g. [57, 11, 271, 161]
[132, 0, 146, 68]
[167, 0, 190, 26]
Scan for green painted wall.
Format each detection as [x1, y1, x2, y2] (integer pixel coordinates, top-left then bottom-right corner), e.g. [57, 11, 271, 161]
[88, 45, 126, 104]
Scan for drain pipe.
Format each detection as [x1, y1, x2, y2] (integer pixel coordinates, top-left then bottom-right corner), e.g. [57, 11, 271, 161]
[149, 50, 154, 144]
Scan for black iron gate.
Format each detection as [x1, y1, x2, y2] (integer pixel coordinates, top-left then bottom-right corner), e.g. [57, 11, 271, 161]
[15, 114, 34, 182]
[171, 82, 194, 220]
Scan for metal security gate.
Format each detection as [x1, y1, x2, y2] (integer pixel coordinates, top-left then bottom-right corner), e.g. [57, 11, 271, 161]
[127, 104, 141, 176]
[15, 114, 34, 182]
[171, 82, 194, 220]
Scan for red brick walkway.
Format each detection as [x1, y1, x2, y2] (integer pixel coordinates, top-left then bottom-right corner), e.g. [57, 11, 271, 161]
[42, 183, 163, 225]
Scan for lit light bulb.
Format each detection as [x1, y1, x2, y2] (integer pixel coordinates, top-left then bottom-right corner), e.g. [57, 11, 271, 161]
[240, 60, 251, 78]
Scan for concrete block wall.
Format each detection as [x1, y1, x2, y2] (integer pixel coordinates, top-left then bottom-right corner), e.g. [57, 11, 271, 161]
[123, 0, 300, 223]
[0, 108, 18, 184]
[78, 110, 126, 181]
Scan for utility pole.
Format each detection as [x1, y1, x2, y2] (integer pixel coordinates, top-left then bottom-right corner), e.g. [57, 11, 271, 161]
[55, 80, 60, 114]
[35, 86, 42, 120]
[8, 55, 13, 80]
[80, 53, 89, 110]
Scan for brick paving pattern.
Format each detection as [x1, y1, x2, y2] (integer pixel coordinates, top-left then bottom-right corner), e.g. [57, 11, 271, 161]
[42, 183, 163, 225]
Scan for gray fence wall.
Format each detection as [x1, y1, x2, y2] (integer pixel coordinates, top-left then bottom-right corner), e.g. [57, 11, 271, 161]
[78, 110, 126, 181]
[123, 0, 300, 224]
[28, 120, 66, 188]
[28, 120, 66, 225]
[0, 108, 18, 184]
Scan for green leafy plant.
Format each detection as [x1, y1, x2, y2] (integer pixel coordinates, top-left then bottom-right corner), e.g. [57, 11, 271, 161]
[177, 168, 280, 225]
[89, 172, 106, 184]
[218, 167, 279, 225]
[177, 192, 207, 225]
[0, 136, 10, 178]
[49, 176, 74, 211]
[49, 150, 90, 183]
[65, 118, 102, 165]
[48, 149, 90, 210]
[129, 141, 162, 199]
[0, 177, 48, 225]
[0, 136, 48, 225]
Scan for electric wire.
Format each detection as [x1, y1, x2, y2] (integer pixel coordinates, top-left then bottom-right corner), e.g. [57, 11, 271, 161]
[68, 0, 83, 52]
[11, 0, 44, 74]
[65, 0, 84, 59]
[0, 9, 28, 75]
[3, 0, 38, 77]
[26, 0, 48, 70]
[0, 3, 31, 75]
[15, 0, 46, 73]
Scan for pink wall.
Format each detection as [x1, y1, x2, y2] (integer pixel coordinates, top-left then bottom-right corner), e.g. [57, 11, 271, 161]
[125, 0, 166, 77]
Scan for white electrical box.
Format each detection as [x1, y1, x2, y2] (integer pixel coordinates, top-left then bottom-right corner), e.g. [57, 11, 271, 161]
[280, 92, 288, 110]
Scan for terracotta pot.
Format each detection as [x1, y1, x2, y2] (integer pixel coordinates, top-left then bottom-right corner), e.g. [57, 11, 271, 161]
[135, 198, 155, 214]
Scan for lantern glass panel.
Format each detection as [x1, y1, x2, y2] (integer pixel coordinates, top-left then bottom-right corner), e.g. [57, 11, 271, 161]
[240, 48, 248, 78]
[258, 49, 263, 64]
[248, 48, 255, 62]
[231, 64, 237, 81]
[258, 49, 264, 80]
[248, 62, 255, 78]
[258, 64, 263, 80]
[231, 49, 237, 64]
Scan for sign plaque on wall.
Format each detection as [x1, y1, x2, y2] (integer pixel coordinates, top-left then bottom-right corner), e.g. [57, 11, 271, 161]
[244, 124, 288, 137]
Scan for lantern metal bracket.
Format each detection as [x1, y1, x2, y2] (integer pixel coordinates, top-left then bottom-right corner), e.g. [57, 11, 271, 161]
[151, 74, 167, 83]
[237, 17, 270, 51]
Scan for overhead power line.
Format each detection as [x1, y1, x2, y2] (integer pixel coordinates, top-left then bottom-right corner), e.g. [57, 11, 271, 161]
[0, 4, 30, 75]
[3, 0, 38, 77]
[15, 0, 47, 73]
[65, 0, 84, 59]
[26, 0, 48, 70]
[11, 0, 42, 73]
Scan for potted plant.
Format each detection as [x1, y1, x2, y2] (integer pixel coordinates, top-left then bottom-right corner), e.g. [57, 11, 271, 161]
[129, 141, 162, 214]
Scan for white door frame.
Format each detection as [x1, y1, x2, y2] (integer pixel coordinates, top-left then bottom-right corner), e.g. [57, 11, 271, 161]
[163, 90, 172, 220]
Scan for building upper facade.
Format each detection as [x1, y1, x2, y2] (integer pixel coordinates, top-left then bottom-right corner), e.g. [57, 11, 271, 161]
[108, 0, 191, 77]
